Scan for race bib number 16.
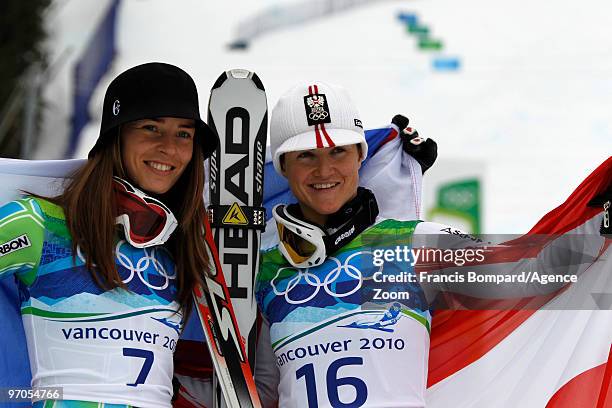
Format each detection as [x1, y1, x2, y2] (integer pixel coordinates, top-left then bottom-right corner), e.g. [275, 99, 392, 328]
[295, 357, 368, 408]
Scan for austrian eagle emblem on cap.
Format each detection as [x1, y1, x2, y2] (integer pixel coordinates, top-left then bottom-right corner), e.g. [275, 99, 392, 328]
[304, 93, 331, 126]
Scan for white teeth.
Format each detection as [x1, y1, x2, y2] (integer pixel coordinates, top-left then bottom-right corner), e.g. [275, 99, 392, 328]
[148, 162, 172, 171]
[312, 183, 338, 190]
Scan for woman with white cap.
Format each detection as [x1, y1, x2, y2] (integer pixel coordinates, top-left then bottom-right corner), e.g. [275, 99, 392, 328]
[0, 62, 218, 407]
[253, 81, 608, 408]
[253, 81, 441, 407]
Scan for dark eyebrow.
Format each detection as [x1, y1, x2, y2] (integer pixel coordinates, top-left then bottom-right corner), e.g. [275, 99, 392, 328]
[150, 117, 196, 128]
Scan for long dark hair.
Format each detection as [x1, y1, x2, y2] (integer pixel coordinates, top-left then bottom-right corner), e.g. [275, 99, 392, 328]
[40, 134, 210, 316]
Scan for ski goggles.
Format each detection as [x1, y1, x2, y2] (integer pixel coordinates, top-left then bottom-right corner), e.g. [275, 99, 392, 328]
[113, 177, 178, 248]
[273, 204, 327, 268]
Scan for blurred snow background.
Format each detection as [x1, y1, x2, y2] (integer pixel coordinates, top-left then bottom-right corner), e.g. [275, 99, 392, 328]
[35, 0, 611, 232]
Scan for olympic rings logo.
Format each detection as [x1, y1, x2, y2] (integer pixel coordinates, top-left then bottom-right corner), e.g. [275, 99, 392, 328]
[308, 111, 329, 121]
[271, 251, 380, 305]
[77, 241, 176, 290]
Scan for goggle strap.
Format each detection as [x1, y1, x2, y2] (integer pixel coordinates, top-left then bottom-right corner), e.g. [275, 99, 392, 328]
[323, 200, 378, 255]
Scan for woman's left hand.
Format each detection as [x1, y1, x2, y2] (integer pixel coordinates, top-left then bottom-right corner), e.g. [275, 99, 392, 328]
[392, 114, 438, 174]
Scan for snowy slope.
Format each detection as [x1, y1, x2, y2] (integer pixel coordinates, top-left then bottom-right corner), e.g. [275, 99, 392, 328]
[35, 0, 611, 232]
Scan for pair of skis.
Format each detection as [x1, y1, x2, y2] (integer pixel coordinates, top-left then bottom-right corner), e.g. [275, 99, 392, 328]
[192, 69, 267, 408]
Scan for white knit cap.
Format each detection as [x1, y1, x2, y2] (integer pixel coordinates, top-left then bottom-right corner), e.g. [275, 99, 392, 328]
[270, 81, 367, 175]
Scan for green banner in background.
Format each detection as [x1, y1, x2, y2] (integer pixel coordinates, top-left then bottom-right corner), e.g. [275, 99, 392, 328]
[428, 178, 481, 233]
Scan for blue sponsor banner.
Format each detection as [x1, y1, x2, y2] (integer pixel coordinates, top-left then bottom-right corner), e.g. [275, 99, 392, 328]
[432, 57, 461, 71]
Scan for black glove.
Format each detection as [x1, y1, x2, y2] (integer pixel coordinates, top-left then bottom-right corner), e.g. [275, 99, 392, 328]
[392, 114, 438, 174]
[587, 181, 612, 236]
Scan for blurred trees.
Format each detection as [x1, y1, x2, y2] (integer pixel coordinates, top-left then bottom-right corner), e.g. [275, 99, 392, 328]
[0, 0, 51, 158]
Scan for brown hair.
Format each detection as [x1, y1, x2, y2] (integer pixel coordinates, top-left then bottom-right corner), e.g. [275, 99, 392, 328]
[40, 134, 209, 316]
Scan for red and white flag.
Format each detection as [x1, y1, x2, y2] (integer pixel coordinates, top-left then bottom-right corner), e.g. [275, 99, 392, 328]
[427, 157, 612, 408]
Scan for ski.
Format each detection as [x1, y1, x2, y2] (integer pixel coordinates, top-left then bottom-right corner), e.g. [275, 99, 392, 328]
[207, 69, 268, 408]
[192, 215, 261, 408]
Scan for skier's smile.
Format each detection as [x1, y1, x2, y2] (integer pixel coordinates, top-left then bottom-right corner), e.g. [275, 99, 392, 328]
[121, 117, 195, 194]
[282, 144, 362, 225]
[310, 182, 340, 190]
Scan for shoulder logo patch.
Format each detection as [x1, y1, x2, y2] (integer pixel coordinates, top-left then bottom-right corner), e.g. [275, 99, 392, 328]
[222, 202, 249, 226]
[0, 234, 31, 257]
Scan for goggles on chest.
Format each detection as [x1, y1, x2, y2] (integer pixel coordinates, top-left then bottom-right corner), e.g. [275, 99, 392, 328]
[113, 177, 178, 248]
[273, 188, 379, 268]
